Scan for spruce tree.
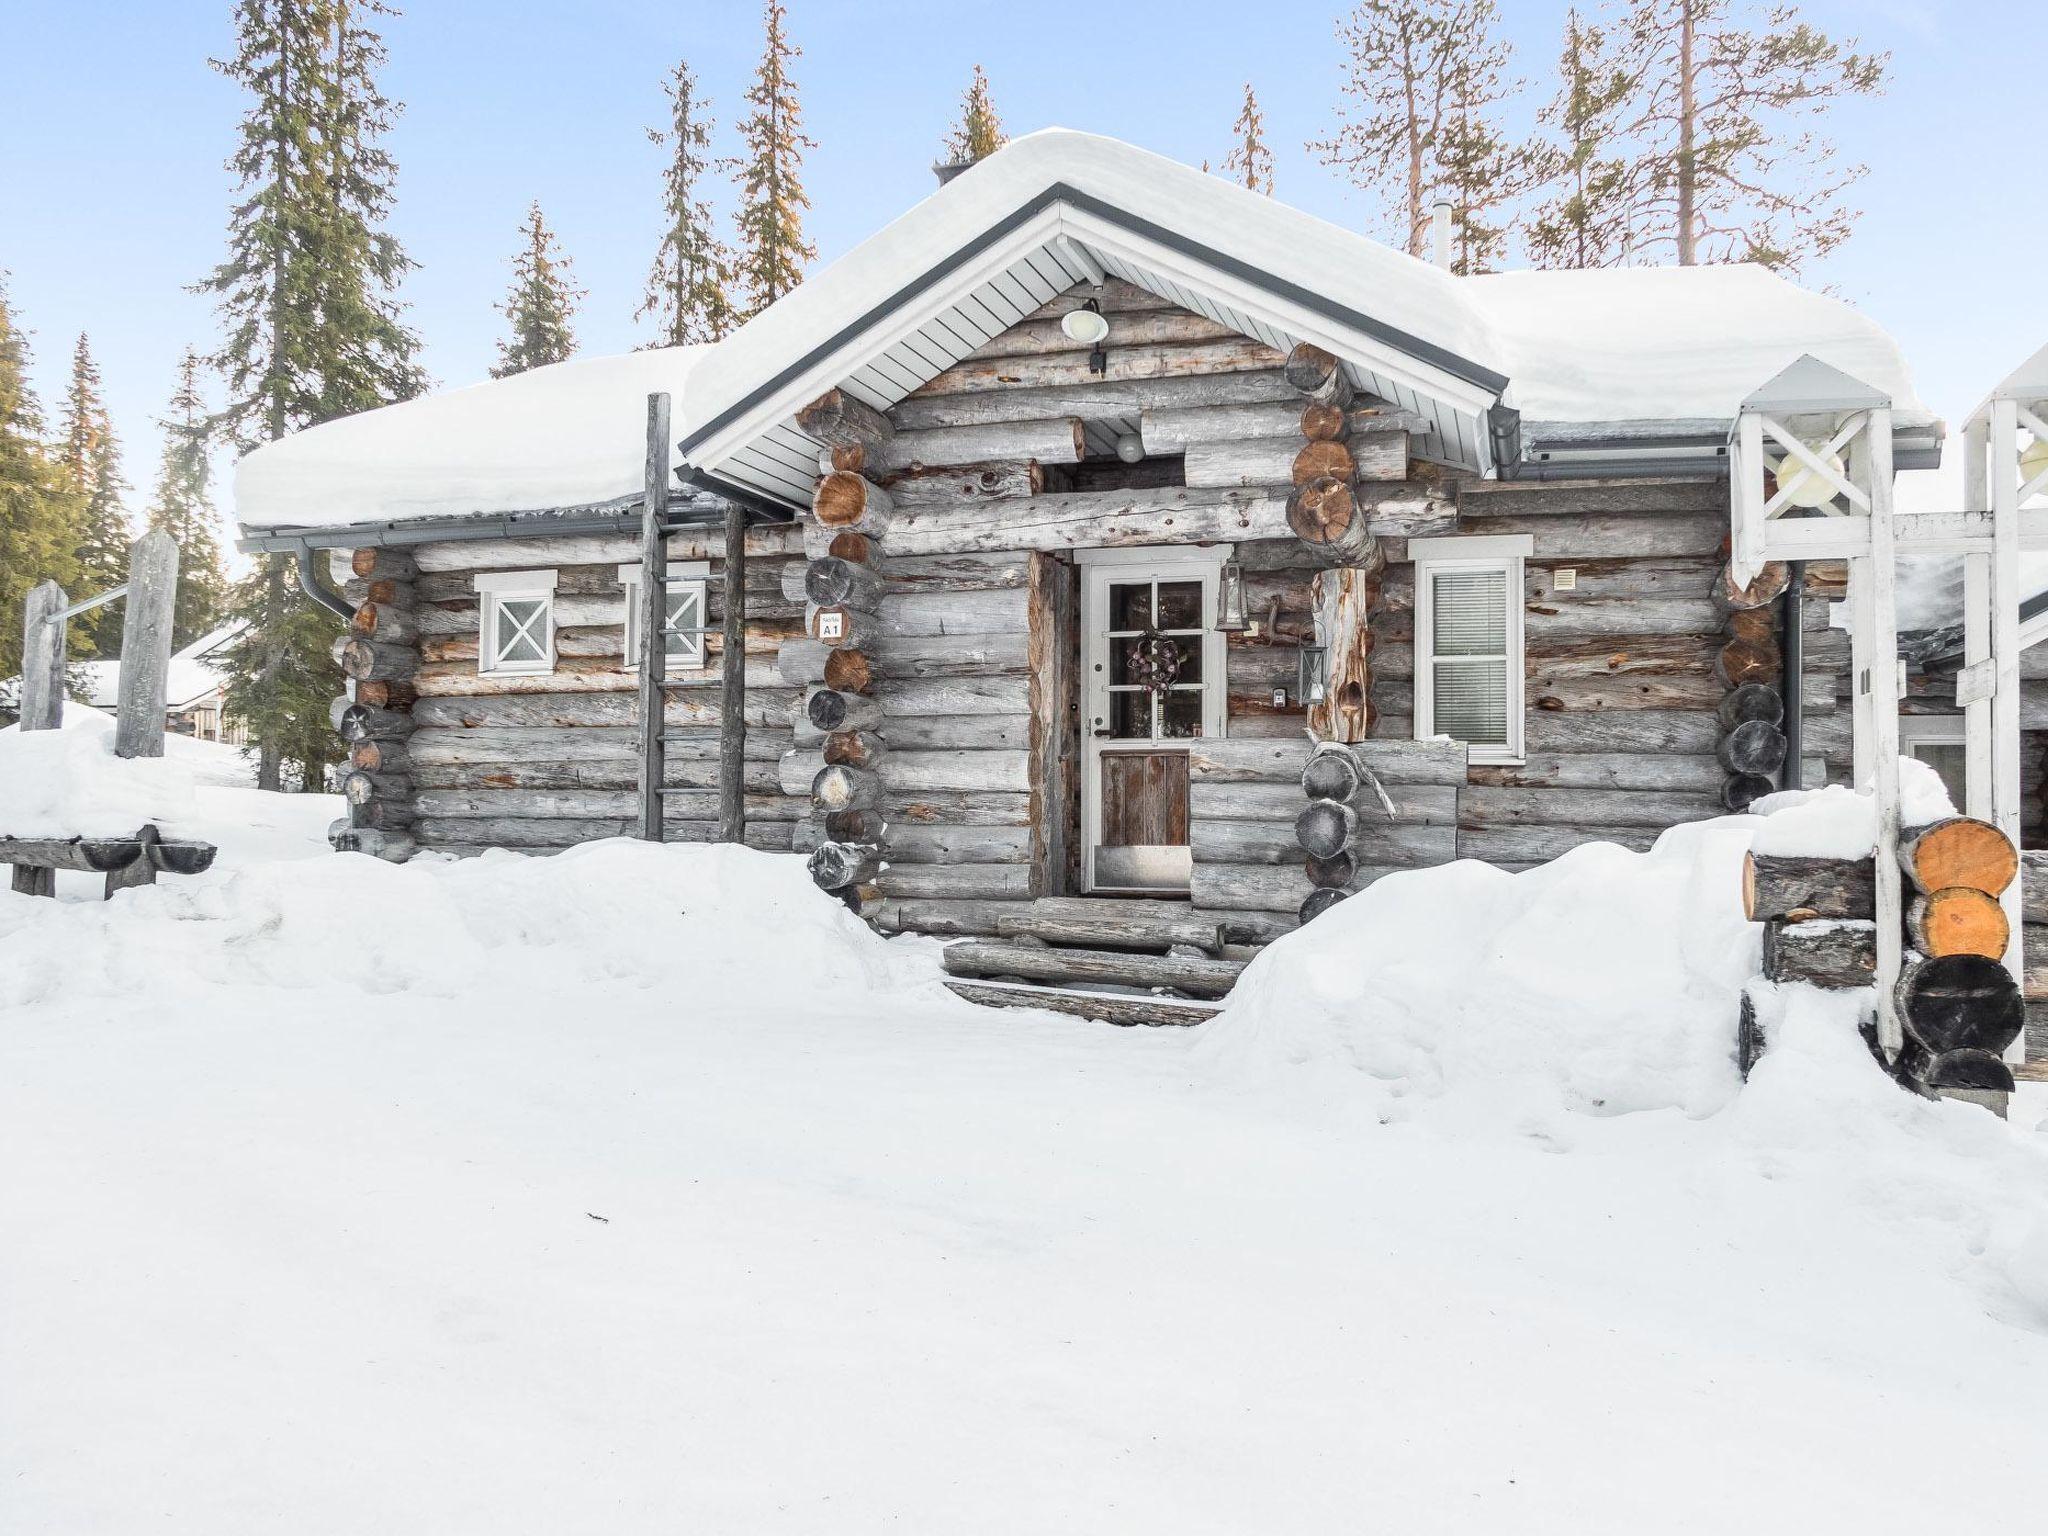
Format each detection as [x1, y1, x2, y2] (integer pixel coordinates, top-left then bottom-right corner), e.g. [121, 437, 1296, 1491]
[56, 334, 131, 658]
[493, 202, 583, 378]
[1525, 8, 1637, 268]
[1611, 0, 1886, 270]
[639, 59, 736, 347]
[732, 0, 815, 319]
[197, 0, 424, 790]
[0, 275, 78, 680]
[941, 65, 1006, 164]
[144, 348, 231, 650]
[1223, 83, 1273, 194]
[1311, 0, 1527, 266]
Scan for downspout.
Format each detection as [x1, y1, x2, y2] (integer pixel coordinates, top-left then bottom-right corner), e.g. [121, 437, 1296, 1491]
[294, 545, 356, 622]
[1780, 562, 1805, 790]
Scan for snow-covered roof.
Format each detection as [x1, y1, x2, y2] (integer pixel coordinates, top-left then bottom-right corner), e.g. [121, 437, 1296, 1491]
[236, 348, 707, 533]
[69, 621, 244, 711]
[233, 128, 1930, 533]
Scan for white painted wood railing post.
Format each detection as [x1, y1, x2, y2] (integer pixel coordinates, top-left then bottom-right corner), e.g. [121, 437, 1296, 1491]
[115, 529, 179, 760]
[18, 579, 67, 733]
[1990, 396, 2026, 1030]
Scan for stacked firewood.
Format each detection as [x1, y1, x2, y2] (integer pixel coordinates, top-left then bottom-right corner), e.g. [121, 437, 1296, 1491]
[328, 547, 419, 861]
[1742, 815, 2024, 1110]
[1715, 559, 1789, 809]
[794, 390, 893, 910]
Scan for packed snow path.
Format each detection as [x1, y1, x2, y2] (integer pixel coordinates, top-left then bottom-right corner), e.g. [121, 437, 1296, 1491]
[4, 836, 2048, 1533]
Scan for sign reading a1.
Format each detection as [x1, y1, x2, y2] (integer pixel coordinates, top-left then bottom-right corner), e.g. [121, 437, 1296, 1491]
[818, 610, 844, 641]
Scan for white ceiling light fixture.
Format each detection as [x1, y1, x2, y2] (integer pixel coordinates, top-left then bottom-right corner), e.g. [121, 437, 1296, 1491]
[1113, 432, 1144, 463]
[1773, 444, 1847, 509]
[1059, 298, 1110, 346]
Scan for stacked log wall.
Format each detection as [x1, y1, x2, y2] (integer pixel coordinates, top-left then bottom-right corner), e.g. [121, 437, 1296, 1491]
[381, 522, 805, 856]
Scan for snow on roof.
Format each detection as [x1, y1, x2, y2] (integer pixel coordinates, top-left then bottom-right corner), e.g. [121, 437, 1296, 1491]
[231, 128, 1927, 533]
[235, 347, 707, 532]
[69, 621, 244, 711]
[1467, 265, 1925, 426]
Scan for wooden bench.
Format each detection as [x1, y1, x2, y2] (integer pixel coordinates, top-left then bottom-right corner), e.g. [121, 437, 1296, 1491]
[3, 825, 218, 899]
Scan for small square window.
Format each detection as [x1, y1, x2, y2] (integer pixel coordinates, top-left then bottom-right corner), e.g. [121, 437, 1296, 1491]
[475, 582, 556, 676]
[621, 564, 709, 671]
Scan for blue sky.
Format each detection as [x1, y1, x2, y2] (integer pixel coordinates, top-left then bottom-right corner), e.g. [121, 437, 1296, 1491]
[2, 0, 2041, 528]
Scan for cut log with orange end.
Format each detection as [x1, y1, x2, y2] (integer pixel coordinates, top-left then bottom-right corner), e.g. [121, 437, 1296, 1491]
[1898, 816, 2018, 897]
[1712, 635, 1781, 689]
[1300, 401, 1349, 442]
[1906, 886, 2010, 959]
[1720, 559, 1790, 609]
[811, 471, 893, 536]
[822, 647, 874, 695]
[826, 529, 872, 563]
[1291, 438, 1356, 486]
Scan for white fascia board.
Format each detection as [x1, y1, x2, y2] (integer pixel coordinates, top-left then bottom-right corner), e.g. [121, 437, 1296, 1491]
[1056, 205, 1502, 420]
[683, 205, 1071, 474]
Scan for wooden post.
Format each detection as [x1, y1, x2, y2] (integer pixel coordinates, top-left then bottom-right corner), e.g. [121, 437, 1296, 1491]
[115, 530, 179, 759]
[1862, 405, 1905, 1060]
[718, 498, 747, 844]
[18, 579, 65, 733]
[1988, 395, 2026, 1042]
[637, 392, 671, 842]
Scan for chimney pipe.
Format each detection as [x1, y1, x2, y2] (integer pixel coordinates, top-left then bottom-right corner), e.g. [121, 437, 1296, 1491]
[1430, 200, 1454, 271]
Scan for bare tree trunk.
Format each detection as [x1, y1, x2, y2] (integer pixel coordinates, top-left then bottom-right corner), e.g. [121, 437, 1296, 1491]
[1676, 0, 1697, 264]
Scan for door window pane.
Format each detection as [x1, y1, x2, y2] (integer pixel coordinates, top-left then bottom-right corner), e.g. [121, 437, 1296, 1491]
[1155, 580, 1203, 630]
[1110, 581, 1152, 630]
[1162, 689, 1204, 739]
[1108, 691, 1151, 738]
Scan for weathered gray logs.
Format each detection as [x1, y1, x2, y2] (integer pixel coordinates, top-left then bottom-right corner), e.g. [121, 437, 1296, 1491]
[349, 738, 409, 775]
[873, 418, 1084, 473]
[348, 798, 417, 831]
[824, 808, 886, 843]
[1716, 683, 1784, 732]
[352, 547, 419, 581]
[336, 636, 419, 683]
[1282, 342, 1354, 408]
[1298, 887, 1348, 925]
[1762, 919, 1876, 987]
[812, 764, 882, 813]
[0, 836, 148, 873]
[1912, 1046, 2016, 1095]
[1722, 773, 1775, 811]
[1182, 432, 1406, 489]
[808, 841, 882, 891]
[822, 729, 888, 769]
[115, 530, 179, 761]
[1895, 954, 2025, 1054]
[1307, 565, 1380, 742]
[1720, 559, 1791, 609]
[797, 388, 893, 454]
[1295, 798, 1358, 860]
[351, 602, 419, 644]
[993, 910, 1225, 953]
[1305, 851, 1356, 889]
[1286, 477, 1381, 565]
[941, 940, 1243, 999]
[339, 703, 416, 741]
[343, 770, 411, 806]
[1743, 853, 1875, 921]
[1906, 886, 2010, 960]
[811, 472, 893, 538]
[1898, 817, 2018, 897]
[806, 687, 884, 733]
[1301, 742, 1363, 803]
[2025, 850, 2048, 926]
[1718, 719, 1787, 776]
[354, 680, 417, 711]
[806, 603, 869, 648]
[1712, 636, 1780, 690]
[328, 821, 418, 861]
[804, 556, 884, 611]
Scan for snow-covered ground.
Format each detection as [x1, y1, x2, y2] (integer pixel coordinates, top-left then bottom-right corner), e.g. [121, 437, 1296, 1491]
[4, 798, 2048, 1531]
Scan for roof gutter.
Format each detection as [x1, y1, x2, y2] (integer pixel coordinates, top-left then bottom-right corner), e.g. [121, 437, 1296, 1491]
[235, 498, 745, 557]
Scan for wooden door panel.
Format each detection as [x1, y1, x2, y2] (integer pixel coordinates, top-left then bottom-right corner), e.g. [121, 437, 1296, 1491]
[1100, 751, 1189, 848]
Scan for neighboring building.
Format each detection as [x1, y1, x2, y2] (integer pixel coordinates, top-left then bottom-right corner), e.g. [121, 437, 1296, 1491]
[0, 622, 246, 744]
[235, 129, 1958, 1012]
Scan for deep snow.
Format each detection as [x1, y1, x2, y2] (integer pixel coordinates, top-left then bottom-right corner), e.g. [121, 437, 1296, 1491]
[4, 817, 2048, 1532]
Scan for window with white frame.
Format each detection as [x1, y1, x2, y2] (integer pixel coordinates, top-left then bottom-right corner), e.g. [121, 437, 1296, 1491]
[1900, 715, 1968, 813]
[1411, 535, 1531, 765]
[619, 561, 710, 671]
[472, 569, 557, 676]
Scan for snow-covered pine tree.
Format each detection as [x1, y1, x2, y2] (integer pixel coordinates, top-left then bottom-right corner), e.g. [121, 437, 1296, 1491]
[144, 348, 231, 650]
[940, 65, 1006, 164]
[56, 334, 130, 658]
[732, 0, 816, 319]
[639, 59, 736, 347]
[1311, 0, 1525, 265]
[1222, 83, 1273, 195]
[0, 275, 78, 680]
[1524, 8, 1637, 269]
[1612, 0, 1885, 270]
[197, 0, 424, 789]
[493, 202, 583, 378]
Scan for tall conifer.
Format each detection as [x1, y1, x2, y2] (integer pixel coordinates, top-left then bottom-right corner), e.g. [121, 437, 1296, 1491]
[0, 276, 77, 680]
[1525, 9, 1637, 268]
[732, 0, 815, 319]
[197, 0, 423, 789]
[941, 65, 1006, 164]
[493, 202, 583, 378]
[144, 348, 231, 650]
[56, 334, 131, 657]
[1223, 83, 1274, 194]
[640, 60, 736, 347]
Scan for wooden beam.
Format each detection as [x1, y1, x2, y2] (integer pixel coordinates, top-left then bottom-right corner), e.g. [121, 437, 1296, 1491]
[718, 498, 748, 844]
[114, 530, 178, 760]
[637, 391, 671, 841]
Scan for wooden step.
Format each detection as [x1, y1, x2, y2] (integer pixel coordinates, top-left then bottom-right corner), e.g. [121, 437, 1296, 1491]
[941, 939, 1244, 999]
[943, 978, 1222, 1028]
[992, 907, 1226, 954]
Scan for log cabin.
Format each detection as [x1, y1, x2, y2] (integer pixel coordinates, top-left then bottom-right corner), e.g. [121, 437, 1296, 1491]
[236, 129, 1965, 1023]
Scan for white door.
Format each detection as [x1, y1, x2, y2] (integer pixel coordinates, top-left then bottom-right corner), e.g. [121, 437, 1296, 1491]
[1079, 549, 1228, 894]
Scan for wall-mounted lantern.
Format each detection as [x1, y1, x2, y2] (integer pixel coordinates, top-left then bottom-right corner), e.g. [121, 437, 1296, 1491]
[1298, 643, 1328, 705]
[1214, 559, 1248, 632]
